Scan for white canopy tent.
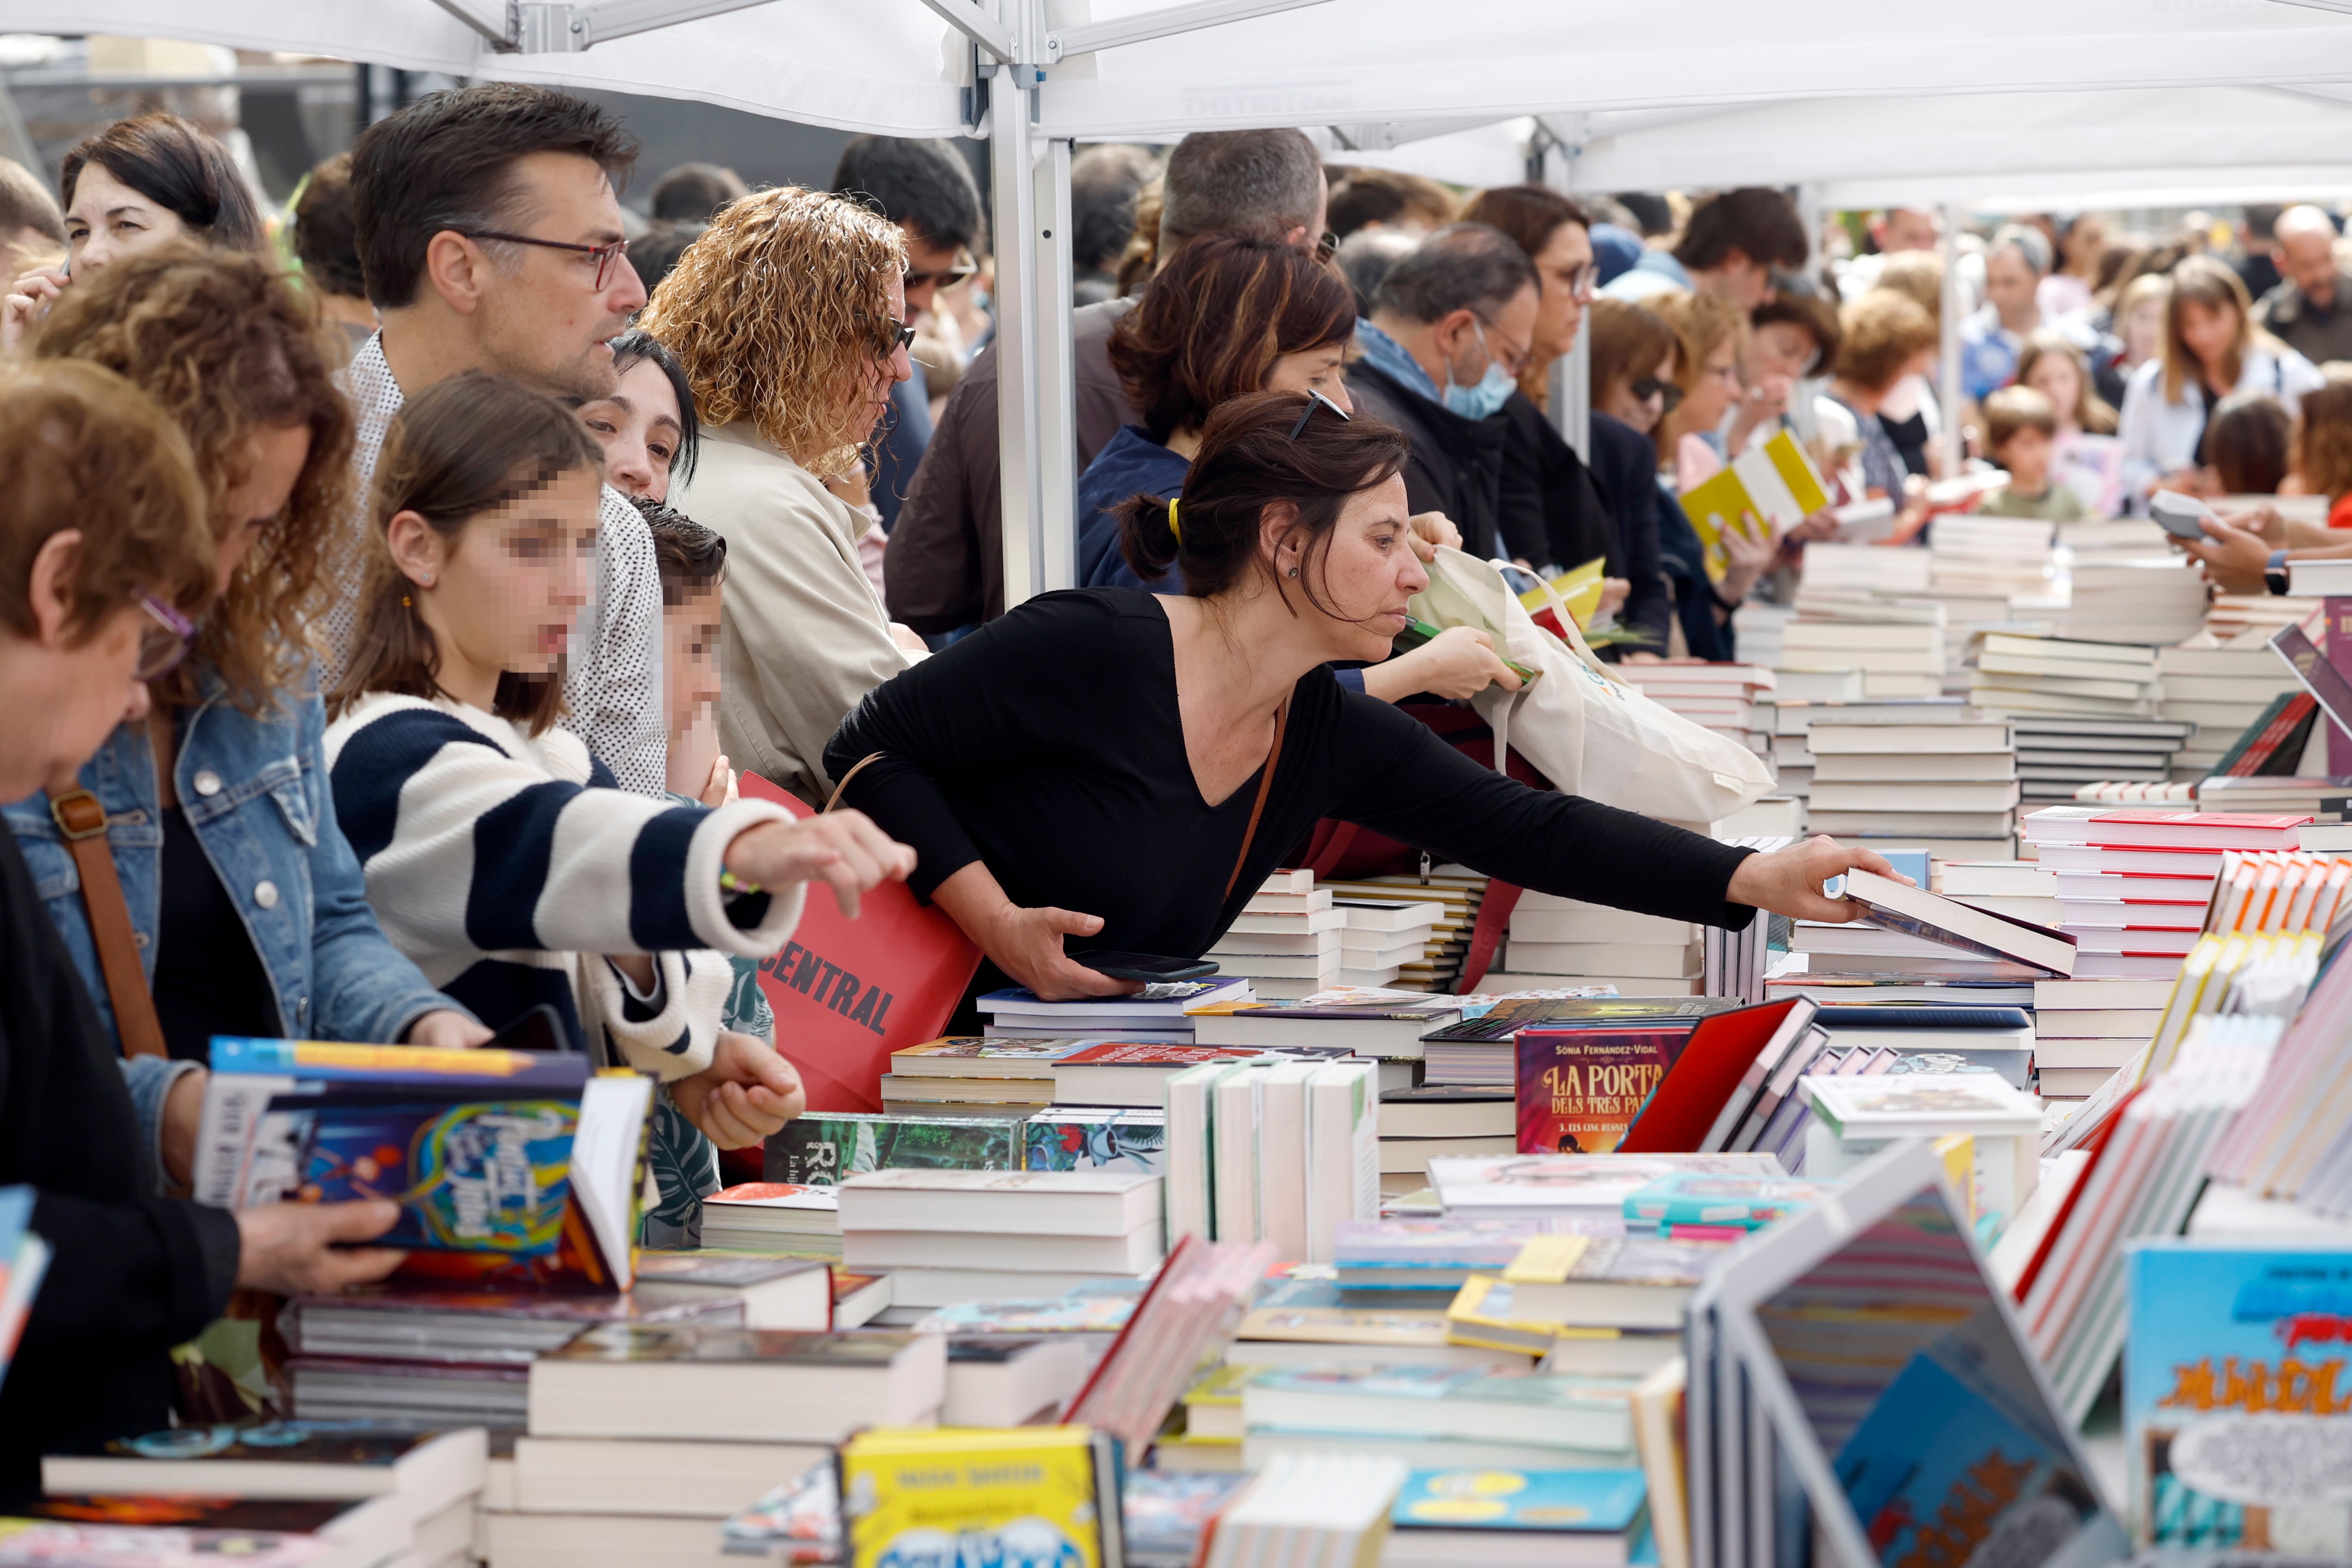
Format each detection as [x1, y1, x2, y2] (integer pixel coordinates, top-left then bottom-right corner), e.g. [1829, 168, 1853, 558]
[11, 0, 2352, 598]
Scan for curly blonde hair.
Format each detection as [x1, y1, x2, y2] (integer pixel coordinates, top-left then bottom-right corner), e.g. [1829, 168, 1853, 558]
[639, 186, 906, 475]
[33, 243, 354, 713]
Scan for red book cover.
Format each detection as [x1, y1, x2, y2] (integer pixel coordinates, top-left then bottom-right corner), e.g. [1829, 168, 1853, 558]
[1514, 1024, 1695, 1155]
[2083, 810, 2309, 850]
[1055, 1042, 1268, 1067]
[1616, 998, 1814, 1156]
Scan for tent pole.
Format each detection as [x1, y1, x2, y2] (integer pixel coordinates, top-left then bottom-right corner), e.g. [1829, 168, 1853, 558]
[989, 63, 1045, 609]
[1939, 200, 1965, 476]
[1034, 136, 1077, 592]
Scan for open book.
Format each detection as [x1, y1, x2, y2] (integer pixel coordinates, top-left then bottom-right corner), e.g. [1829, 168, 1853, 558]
[1678, 430, 1831, 581]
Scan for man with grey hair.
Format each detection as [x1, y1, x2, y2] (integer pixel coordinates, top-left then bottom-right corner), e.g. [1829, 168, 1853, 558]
[1960, 222, 2051, 403]
[2256, 205, 2352, 366]
[885, 127, 1326, 634]
[1347, 222, 1541, 562]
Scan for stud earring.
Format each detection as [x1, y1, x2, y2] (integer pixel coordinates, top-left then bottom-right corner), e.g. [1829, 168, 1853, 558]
[1287, 566, 1299, 578]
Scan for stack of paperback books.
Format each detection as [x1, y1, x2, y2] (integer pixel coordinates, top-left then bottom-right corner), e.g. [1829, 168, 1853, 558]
[2062, 558, 2209, 644]
[1969, 631, 2163, 722]
[2032, 976, 2174, 1098]
[1333, 896, 1445, 990]
[2158, 642, 2308, 779]
[1613, 662, 1776, 760]
[1162, 1056, 1378, 1256]
[2022, 806, 2305, 981]
[1500, 892, 1702, 996]
[1802, 710, 2018, 856]
[1373, 1085, 1514, 1195]
[1319, 869, 1489, 990]
[1931, 513, 2055, 602]
[876, 1036, 1071, 1116]
[1780, 593, 1947, 700]
[2011, 716, 2197, 808]
[974, 977, 1250, 1045]
[1205, 871, 1344, 999]
[835, 1169, 1165, 1307]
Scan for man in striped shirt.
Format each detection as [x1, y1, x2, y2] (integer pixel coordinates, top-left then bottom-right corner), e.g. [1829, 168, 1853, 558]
[322, 83, 668, 796]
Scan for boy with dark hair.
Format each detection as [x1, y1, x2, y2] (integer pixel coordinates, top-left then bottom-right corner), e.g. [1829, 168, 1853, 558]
[1979, 387, 2085, 522]
[1604, 186, 1807, 310]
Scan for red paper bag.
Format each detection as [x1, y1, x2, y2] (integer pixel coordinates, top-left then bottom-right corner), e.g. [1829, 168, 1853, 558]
[738, 772, 983, 1111]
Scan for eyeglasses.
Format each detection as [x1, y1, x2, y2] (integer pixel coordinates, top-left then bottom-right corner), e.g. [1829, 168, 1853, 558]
[875, 317, 916, 352]
[1472, 315, 1533, 379]
[1553, 260, 1597, 300]
[1630, 376, 1685, 414]
[459, 230, 634, 290]
[1289, 386, 1352, 441]
[135, 594, 195, 681]
[1315, 230, 1338, 265]
[904, 254, 977, 291]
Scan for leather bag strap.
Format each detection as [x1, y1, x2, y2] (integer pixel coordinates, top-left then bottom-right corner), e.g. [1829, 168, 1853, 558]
[1223, 698, 1292, 903]
[823, 752, 888, 816]
[46, 787, 169, 1059]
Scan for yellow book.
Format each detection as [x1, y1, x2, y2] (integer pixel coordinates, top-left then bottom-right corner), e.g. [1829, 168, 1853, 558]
[840, 1426, 1120, 1568]
[1500, 1232, 1592, 1284]
[1518, 555, 1609, 629]
[1677, 430, 1832, 581]
[1443, 1272, 1627, 1356]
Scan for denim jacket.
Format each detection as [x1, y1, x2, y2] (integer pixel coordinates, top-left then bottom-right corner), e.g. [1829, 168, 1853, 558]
[4, 671, 469, 1171]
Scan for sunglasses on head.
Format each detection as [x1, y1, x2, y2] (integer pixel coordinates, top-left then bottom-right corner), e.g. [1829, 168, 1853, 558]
[1631, 376, 1684, 412]
[1289, 387, 1351, 440]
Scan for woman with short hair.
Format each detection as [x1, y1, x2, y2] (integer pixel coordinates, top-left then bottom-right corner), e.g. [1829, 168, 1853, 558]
[642, 187, 928, 807]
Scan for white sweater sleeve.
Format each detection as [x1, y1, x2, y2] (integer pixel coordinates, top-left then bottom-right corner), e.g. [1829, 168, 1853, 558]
[579, 950, 728, 1081]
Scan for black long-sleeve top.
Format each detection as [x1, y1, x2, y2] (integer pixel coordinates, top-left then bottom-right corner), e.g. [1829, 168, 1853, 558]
[1586, 413, 1674, 655]
[825, 589, 1758, 961]
[0, 830, 239, 1499]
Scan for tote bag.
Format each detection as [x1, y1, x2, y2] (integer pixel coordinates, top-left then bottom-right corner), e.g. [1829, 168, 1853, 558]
[1411, 546, 1772, 826]
[739, 772, 982, 1112]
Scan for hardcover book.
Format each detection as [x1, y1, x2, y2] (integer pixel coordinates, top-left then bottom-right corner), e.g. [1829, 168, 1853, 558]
[768, 1113, 1024, 1186]
[1423, 997, 1737, 1045]
[1516, 1026, 1692, 1156]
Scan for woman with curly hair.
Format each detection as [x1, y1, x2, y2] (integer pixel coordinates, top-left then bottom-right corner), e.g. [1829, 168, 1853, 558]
[641, 186, 928, 807]
[3, 245, 488, 1196]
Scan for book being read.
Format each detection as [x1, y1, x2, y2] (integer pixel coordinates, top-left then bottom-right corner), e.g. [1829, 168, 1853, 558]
[1837, 868, 2077, 977]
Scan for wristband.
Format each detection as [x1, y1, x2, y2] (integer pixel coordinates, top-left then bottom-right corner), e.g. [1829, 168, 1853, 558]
[720, 869, 763, 896]
[2266, 548, 2291, 597]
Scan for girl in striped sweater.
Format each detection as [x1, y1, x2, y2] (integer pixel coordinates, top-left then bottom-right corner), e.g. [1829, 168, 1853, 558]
[324, 372, 914, 1149]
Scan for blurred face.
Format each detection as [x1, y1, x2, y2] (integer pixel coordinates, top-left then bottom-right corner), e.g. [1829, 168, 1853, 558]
[1439, 284, 1538, 393]
[1985, 247, 2040, 326]
[398, 467, 602, 692]
[2278, 227, 2339, 309]
[2063, 216, 2106, 271]
[1282, 474, 1428, 665]
[211, 423, 311, 593]
[2178, 299, 2239, 372]
[1997, 425, 2053, 489]
[470, 152, 648, 403]
[900, 230, 969, 319]
[838, 272, 914, 448]
[662, 581, 723, 745]
[1747, 320, 1818, 382]
[1878, 209, 1939, 254]
[1263, 341, 1351, 408]
[1604, 348, 1677, 434]
[2121, 297, 2165, 364]
[2022, 354, 2083, 429]
[1679, 336, 1742, 433]
[64, 163, 188, 275]
[578, 356, 684, 502]
[1529, 221, 1596, 363]
[1708, 253, 1775, 311]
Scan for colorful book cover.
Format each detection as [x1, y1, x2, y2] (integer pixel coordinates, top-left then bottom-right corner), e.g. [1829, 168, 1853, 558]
[915, 1283, 1146, 1337]
[1022, 1110, 1168, 1175]
[1334, 1217, 1550, 1267]
[890, 1037, 1098, 1069]
[1833, 1347, 2094, 1567]
[1391, 1466, 1648, 1535]
[839, 1426, 1111, 1568]
[1621, 1173, 1830, 1233]
[246, 1089, 578, 1255]
[1516, 1026, 1693, 1155]
[768, 1114, 1023, 1186]
[721, 1463, 838, 1563]
[1425, 998, 1737, 1045]
[1121, 1473, 1251, 1564]
[208, 1037, 591, 1090]
[2125, 1241, 2352, 1550]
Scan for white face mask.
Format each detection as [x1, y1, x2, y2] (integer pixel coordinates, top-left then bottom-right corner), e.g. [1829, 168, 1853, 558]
[1442, 320, 1517, 420]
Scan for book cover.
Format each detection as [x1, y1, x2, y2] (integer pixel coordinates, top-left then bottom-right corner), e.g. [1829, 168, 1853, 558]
[75, 1424, 443, 1472]
[1055, 1041, 1272, 1068]
[1390, 1466, 1648, 1534]
[1429, 1154, 1784, 1214]
[1621, 1173, 1829, 1232]
[2124, 1242, 2352, 1549]
[541, 1323, 920, 1368]
[839, 1427, 1112, 1568]
[889, 1037, 1097, 1073]
[208, 1037, 591, 1088]
[1022, 1110, 1168, 1175]
[1424, 998, 1737, 1046]
[721, 1463, 839, 1563]
[245, 1088, 579, 1255]
[915, 1290, 1143, 1337]
[1334, 1217, 1548, 1267]
[0, 1497, 371, 1565]
[768, 1114, 1023, 1186]
[1516, 1026, 1692, 1156]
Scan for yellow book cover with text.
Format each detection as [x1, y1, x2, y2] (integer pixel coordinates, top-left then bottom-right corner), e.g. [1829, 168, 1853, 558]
[841, 1426, 1109, 1568]
[1679, 431, 1831, 581]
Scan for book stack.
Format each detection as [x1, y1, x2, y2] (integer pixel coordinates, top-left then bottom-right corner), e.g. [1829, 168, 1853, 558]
[1333, 896, 1445, 990]
[1969, 631, 2162, 723]
[1385, 1466, 1652, 1568]
[1931, 513, 2055, 602]
[39, 1427, 488, 1568]
[1781, 592, 1947, 700]
[2032, 977, 2173, 1099]
[2159, 644, 2308, 780]
[835, 1170, 1164, 1308]
[1703, 836, 1792, 1003]
[974, 978, 1251, 1045]
[1374, 1088, 1514, 1197]
[2206, 588, 2319, 642]
[1200, 1453, 1408, 1566]
[702, 1181, 842, 1256]
[2010, 716, 2196, 811]
[1206, 870, 1343, 1000]
[1613, 662, 1775, 759]
[497, 1323, 946, 1567]
[877, 1037, 1072, 1116]
[1418, 996, 1736, 1092]
[2022, 805, 2305, 982]
[1444, 1232, 1721, 1380]
[1935, 857, 2061, 927]
[1188, 984, 1460, 1093]
[769, 1104, 1165, 1187]
[1163, 1057, 1378, 1256]
[2063, 558, 2209, 644]
[1802, 710, 2017, 857]
[1319, 869, 1487, 991]
[1428, 1153, 1786, 1232]
[2194, 773, 2352, 815]
[1239, 1363, 1644, 1473]
[1501, 892, 1702, 997]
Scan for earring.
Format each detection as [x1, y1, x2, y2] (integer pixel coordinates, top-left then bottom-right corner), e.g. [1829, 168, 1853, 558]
[1287, 566, 1299, 578]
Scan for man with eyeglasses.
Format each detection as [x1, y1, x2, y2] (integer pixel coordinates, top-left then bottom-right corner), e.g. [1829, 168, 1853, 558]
[327, 83, 668, 798]
[886, 127, 1328, 641]
[832, 136, 985, 535]
[1347, 223, 1542, 564]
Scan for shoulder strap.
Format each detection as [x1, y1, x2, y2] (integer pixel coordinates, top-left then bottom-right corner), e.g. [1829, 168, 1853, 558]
[45, 787, 169, 1059]
[823, 752, 887, 815]
[1223, 697, 1292, 903]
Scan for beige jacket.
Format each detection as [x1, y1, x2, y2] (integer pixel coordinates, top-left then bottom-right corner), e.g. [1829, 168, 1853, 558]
[673, 421, 914, 806]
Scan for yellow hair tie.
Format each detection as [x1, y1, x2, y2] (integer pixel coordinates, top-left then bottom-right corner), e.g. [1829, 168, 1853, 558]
[1167, 497, 1182, 545]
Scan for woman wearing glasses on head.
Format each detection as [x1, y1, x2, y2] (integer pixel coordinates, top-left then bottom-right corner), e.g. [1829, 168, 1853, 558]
[826, 389, 1899, 1013]
[2, 253, 481, 1267]
[642, 187, 933, 809]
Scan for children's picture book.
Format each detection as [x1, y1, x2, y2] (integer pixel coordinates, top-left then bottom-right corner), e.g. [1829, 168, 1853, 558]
[2125, 1241, 2352, 1552]
[1517, 1025, 1693, 1156]
[837, 1426, 1122, 1568]
[1022, 1110, 1168, 1175]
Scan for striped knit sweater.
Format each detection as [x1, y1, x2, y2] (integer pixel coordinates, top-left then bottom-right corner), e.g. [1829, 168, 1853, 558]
[324, 692, 804, 1079]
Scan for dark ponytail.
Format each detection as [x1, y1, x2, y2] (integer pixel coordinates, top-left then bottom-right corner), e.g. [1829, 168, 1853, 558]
[1115, 389, 1410, 609]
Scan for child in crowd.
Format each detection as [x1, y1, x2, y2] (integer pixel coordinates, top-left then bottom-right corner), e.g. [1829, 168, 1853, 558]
[1978, 387, 2087, 522]
[325, 372, 913, 1176]
[2294, 380, 2352, 528]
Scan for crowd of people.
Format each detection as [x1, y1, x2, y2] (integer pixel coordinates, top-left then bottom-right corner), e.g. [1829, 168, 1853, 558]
[0, 88, 1902, 1489]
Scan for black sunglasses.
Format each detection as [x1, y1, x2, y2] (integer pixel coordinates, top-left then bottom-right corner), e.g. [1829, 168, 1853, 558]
[876, 317, 916, 351]
[1315, 230, 1338, 265]
[1289, 387, 1351, 440]
[1631, 376, 1685, 413]
[904, 258, 977, 290]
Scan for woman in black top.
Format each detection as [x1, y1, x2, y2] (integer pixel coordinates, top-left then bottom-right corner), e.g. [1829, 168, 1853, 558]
[828, 390, 1894, 1003]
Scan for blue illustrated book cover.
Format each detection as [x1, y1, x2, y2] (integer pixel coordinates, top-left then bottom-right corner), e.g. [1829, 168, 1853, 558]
[1391, 1467, 1648, 1534]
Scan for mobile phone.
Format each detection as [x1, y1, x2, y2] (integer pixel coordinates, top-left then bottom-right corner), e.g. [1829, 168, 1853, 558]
[2149, 489, 2219, 541]
[485, 1002, 576, 1053]
[1073, 951, 1220, 982]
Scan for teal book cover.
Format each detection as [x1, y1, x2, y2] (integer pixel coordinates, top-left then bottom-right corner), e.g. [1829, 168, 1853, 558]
[2125, 1241, 2352, 1552]
[1391, 1467, 1647, 1534]
[1621, 1173, 1830, 1232]
[1023, 1111, 1167, 1175]
[769, 1113, 1023, 1186]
